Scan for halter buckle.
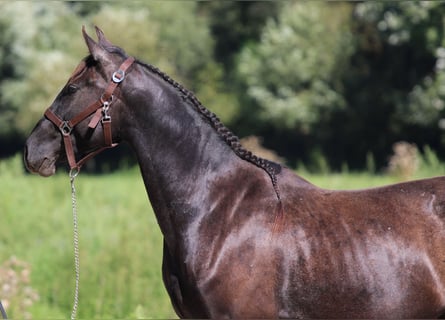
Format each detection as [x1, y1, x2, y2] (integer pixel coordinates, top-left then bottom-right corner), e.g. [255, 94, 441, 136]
[100, 93, 113, 105]
[112, 69, 125, 83]
[60, 121, 72, 136]
[102, 103, 111, 121]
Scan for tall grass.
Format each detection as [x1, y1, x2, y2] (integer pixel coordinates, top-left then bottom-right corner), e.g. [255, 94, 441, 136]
[1, 155, 175, 319]
[2, 150, 445, 318]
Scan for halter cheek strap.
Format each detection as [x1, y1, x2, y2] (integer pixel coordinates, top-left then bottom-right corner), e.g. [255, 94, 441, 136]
[44, 56, 135, 172]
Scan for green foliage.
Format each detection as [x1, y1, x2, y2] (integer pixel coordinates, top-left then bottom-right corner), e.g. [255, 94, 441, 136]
[0, 2, 84, 138]
[306, 148, 331, 174]
[3, 1, 445, 170]
[92, 2, 212, 88]
[366, 152, 376, 174]
[354, 1, 445, 128]
[237, 2, 354, 132]
[234, 1, 445, 170]
[201, 2, 281, 69]
[0, 1, 239, 152]
[418, 145, 445, 175]
[355, 1, 442, 49]
[92, 1, 240, 124]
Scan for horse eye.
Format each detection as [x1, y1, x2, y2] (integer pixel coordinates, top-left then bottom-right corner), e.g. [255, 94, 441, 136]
[66, 84, 79, 94]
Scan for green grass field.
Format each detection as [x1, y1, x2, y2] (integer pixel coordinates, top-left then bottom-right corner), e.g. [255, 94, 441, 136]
[1, 154, 444, 318]
[1, 156, 174, 319]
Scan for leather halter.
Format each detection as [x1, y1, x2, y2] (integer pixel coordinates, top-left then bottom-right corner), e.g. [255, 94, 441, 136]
[44, 56, 135, 172]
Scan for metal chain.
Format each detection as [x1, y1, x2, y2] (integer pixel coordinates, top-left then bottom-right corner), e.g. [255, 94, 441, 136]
[69, 169, 80, 320]
[0, 300, 7, 319]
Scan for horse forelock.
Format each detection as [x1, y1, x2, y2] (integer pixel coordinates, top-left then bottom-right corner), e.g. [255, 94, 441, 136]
[69, 60, 87, 81]
[68, 55, 98, 82]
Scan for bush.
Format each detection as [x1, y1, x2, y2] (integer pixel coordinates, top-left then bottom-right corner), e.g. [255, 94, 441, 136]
[387, 141, 419, 180]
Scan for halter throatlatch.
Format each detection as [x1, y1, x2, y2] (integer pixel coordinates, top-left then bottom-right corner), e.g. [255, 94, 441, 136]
[44, 56, 135, 172]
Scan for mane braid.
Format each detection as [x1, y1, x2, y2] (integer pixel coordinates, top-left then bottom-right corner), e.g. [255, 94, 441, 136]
[136, 60, 282, 202]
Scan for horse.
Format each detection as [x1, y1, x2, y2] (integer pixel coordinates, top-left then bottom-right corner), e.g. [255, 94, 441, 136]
[24, 26, 445, 318]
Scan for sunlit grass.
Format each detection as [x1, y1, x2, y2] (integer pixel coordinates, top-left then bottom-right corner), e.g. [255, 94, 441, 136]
[1, 157, 174, 319]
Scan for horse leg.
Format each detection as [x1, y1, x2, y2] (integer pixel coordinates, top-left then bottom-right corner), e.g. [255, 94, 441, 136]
[161, 240, 211, 318]
[161, 241, 187, 318]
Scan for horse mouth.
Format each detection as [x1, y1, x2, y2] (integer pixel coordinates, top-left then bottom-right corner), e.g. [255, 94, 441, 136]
[25, 157, 57, 177]
[38, 158, 57, 177]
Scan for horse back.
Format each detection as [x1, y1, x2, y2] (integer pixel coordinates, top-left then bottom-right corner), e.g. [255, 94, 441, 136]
[275, 172, 445, 318]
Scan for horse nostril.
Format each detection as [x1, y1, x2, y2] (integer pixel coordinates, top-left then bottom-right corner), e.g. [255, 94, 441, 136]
[23, 144, 36, 172]
[23, 144, 32, 170]
[23, 145, 29, 163]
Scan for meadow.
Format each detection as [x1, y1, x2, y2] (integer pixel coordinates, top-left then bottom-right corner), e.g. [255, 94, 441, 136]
[1, 152, 445, 319]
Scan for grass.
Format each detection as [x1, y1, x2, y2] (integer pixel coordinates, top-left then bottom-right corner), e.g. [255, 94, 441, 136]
[1, 153, 445, 318]
[0, 155, 174, 319]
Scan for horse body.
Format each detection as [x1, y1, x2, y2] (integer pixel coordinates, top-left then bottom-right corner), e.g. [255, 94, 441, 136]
[24, 27, 445, 318]
[167, 166, 445, 318]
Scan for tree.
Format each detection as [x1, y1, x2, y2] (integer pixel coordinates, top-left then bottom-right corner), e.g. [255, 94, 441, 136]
[237, 2, 354, 134]
[92, 1, 237, 124]
[0, 1, 236, 158]
[200, 2, 281, 70]
[335, 1, 445, 168]
[236, 1, 445, 169]
[0, 2, 83, 155]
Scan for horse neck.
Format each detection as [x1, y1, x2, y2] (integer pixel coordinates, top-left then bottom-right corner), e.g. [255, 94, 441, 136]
[121, 64, 242, 248]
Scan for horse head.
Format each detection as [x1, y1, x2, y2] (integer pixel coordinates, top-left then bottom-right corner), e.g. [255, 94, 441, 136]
[24, 26, 133, 176]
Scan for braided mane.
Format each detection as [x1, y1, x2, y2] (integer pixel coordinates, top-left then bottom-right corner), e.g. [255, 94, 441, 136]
[136, 60, 282, 202]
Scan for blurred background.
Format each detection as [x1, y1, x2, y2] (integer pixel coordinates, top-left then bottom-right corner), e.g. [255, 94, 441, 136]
[2, 1, 445, 171]
[2, 1, 445, 318]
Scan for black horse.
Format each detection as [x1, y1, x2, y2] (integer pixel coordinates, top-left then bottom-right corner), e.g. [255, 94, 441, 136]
[25, 27, 445, 318]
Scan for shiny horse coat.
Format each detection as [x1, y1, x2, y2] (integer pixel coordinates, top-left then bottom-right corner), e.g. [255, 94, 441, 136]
[24, 27, 445, 318]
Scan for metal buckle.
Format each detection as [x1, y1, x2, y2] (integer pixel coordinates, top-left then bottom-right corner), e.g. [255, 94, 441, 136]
[100, 93, 113, 105]
[102, 102, 111, 121]
[60, 121, 72, 136]
[112, 69, 125, 83]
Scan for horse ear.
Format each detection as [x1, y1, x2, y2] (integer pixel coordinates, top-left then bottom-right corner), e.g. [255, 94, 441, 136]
[82, 25, 111, 64]
[95, 26, 113, 48]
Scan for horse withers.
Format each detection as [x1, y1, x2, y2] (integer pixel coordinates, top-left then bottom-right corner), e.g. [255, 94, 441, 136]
[24, 26, 445, 318]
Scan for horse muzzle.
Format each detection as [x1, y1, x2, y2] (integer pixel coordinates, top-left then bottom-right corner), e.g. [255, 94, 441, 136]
[24, 144, 58, 177]
[24, 121, 62, 177]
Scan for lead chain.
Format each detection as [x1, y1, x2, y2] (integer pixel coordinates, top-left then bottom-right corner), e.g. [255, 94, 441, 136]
[0, 300, 7, 319]
[69, 169, 80, 320]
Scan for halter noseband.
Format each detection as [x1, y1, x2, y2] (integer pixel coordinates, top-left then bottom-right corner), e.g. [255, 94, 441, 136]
[44, 56, 135, 172]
